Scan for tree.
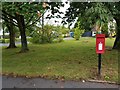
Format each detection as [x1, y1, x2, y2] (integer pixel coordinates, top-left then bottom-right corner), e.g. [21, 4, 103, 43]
[1, 20, 16, 47]
[104, 2, 120, 49]
[6, 20, 17, 48]
[63, 2, 120, 49]
[62, 2, 92, 29]
[2, 2, 45, 52]
[2, 11, 17, 47]
[85, 3, 112, 33]
[2, 1, 65, 51]
[1, 21, 6, 43]
[74, 21, 84, 40]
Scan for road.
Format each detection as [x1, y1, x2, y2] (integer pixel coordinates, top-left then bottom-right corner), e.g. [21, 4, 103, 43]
[2, 76, 119, 88]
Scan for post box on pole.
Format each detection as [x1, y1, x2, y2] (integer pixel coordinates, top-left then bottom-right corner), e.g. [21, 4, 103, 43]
[96, 34, 105, 76]
[96, 34, 105, 54]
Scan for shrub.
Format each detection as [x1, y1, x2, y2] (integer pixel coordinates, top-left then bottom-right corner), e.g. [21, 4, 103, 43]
[74, 21, 84, 40]
[30, 31, 41, 44]
[0, 39, 9, 43]
[74, 27, 80, 40]
[53, 33, 64, 43]
[0, 39, 5, 43]
[30, 25, 64, 44]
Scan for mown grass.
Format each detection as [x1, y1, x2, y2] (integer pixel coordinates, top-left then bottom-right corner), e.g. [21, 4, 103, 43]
[2, 38, 118, 82]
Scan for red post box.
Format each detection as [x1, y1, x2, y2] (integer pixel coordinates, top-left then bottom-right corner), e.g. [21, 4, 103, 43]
[96, 34, 105, 54]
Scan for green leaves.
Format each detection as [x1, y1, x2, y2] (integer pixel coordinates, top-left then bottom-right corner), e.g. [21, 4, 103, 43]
[63, 2, 119, 33]
[85, 3, 111, 25]
[74, 21, 84, 40]
[2, 2, 46, 29]
[2, 2, 44, 17]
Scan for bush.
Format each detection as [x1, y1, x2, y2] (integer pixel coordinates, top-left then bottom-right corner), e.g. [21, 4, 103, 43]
[74, 28, 84, 40]
[74, 21, 84, 40]
[0, 39, 5, 43]
[0, 39, 10, 43]
[30, 31, 41, 44]
[74, 27, 80, 40]
[30, 25, 64, 44]
[15, 38, 21, 42]
[53, 33, 64, 43]
[5, 39, 10, 43]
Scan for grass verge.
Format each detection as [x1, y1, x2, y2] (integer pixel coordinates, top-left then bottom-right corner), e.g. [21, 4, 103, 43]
[2, 38, 118, 83]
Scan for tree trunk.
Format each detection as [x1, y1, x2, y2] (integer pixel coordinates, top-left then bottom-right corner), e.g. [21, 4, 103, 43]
[112, 18, 120, 50]
[16, 14, 29, 52]
[6, 22, 17, 49]
[41, 14, 44, 43]
[2, 26, 5, 43]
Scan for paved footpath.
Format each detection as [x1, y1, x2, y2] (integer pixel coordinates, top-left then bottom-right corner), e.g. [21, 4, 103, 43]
[2, 76, 120, 88]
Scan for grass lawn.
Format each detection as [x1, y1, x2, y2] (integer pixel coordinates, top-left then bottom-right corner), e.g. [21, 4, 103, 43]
[2, 38, 118, 83]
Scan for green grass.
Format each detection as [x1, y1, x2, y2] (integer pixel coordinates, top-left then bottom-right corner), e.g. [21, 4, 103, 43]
[2, 38, 118, 82]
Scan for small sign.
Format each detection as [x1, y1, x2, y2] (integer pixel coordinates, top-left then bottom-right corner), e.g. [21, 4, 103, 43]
[98, 42, 102, 50]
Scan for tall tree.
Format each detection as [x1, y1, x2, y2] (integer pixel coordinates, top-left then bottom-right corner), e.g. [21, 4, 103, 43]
[6, 20, 17, 48]
[104, 2, 120, 49]
[1, 21, 6, 43]
[63, 2, 120, 49]
[2, 2, 45, 52]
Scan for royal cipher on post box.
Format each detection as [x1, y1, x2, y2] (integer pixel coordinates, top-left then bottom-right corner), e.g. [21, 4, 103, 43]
[96, 34, 105, 54]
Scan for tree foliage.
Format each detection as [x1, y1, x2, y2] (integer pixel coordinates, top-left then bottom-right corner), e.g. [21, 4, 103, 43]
[31, 25, 63, 44]
[2, 2, 44, 28]
[74, 21, 84, 40]
[2, 2, 45, 52]
[63, 2, 120, 49]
